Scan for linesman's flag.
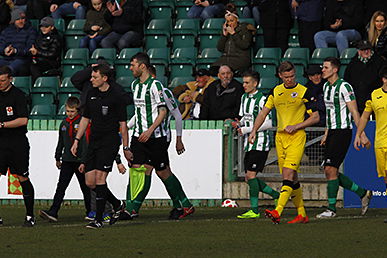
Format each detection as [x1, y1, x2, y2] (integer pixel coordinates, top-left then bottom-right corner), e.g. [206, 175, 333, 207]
[8, 169, 23, 195]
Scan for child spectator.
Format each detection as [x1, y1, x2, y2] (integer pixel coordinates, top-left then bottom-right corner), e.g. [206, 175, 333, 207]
[80, 0, 111, 54]
[39, 97, 91, 222]
[29, 16, 62, 83]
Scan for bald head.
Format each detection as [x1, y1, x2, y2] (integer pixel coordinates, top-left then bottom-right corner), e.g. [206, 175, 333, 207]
[218, 65, 233, 87]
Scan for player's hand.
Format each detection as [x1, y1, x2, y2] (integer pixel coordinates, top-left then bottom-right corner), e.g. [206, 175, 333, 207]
[176, 136, 185, 155]
[353, 135, 362, 151]
[360, 133, 371, 150]
[124, 150, 133, 167]
[285, 125, 298, 134]
[248, 132, 256, 144]
[138, 130, 152, 142]
[70, 142, 78, 157]
[231, 118, 240, 129]
[117, 163, 127, 174]
[320, 134, 327, 146]
[78, 164, 85, 173]
[55, 161, 61, 169]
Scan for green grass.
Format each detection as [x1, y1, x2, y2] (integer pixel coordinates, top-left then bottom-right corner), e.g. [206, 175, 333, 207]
[1, 206, 387, 257]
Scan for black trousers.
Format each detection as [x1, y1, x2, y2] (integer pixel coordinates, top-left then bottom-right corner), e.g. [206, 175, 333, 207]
[262, 27, 290, 55]
[298, 20, 322, 54]
[49, 161, 91, 215]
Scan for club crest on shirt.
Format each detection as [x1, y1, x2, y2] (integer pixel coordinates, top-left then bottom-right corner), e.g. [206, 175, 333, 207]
[74, 124, 79, 132]
[102, 106, 108, 115]
[61, 125, 66, 131]
[291, 92, 298, 98]
[6, 106, 13, 116]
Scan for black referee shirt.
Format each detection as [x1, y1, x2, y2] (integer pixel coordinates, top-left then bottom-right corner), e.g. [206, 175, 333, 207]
[0, 85, 28, 137]
[83, 84, 127, 138]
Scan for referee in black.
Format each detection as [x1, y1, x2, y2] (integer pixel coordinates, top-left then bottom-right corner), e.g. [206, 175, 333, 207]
[0, 66, 35, 227]
[71, 64, 132, 229]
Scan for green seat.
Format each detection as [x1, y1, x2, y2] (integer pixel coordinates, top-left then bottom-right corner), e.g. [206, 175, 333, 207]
[115, 64, 132, 78]
[153, 64, 167, 77]
[171, 47, 197, 64]
[168, 76, 194, 89]
[294, 64, 305, 78]
[64, 19, 86, 49]
[116, 48, 143, 64]
[200, 18, 224, 35]
[148, 0, 174, 8]
[172, 34, 196, 50]
[175, 4, 191, 19]
[145, 34, 169, 50]
[282, 48, 310, 68]
[199, 34, 221, 51]
[116, 76, 135, 88]
[339, 64, 347, 78]
[57, 104, 66, 119]
[54, 18, 65, 35]
[59, 77, 78, 93]
[258, 77, 279, 89]
[340, 48, 357, 64]
[169, 63, 194, 79]
[62, 64, 85, 78]
[62, 48, 89, 66]
[12, 76, 31, 95]
[30, 19, 39, 31]
[32, 76, 60, 94]
[148, 6, 174, 20]
[145, 19, 172, 36]
[253, 34, 264, 53]
[89, 48, 116, 65]
[288, 34, 300, 48]
[234, 77, 243, 83]
[253, 64, 277, 78]
[127, 104, 135, 119]
[173, 19, 200, 36]
[156, 75, 168, 86]
[65, 35, 83, 50]
[30, 93, 56, 106]
[253, 48, 281, 66]
[147, 48, 170, 66]
[310, 48, 338, 64]
[296, 76, 308, 86]
[197, 48, 221, 65]
[30, 104, 56, 119]
[58, 92, 80, 107]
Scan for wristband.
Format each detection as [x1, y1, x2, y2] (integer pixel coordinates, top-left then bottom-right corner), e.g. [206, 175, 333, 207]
[0, 122, 4, 128]
[74, 137, 81, 142]
[123, 146, 130, 151]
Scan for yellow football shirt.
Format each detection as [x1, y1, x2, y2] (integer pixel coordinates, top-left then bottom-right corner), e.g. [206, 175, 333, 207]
[364, 87, 387, 148]
[265, 83, 316, 132]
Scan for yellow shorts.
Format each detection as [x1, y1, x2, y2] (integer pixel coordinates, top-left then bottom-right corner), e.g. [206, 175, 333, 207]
[375, 147, 387, 178]
[275, 130, 306, 173]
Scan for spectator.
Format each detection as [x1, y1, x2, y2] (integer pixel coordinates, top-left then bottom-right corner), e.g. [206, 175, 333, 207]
[344, 40, 386, 113]
[14, 0, 27, 12]
[26, 0, 51, 20]
[368, 11, 386, 48]
[0, 9, 37, 76]
[80, 0, 111, 54]
[258, 0, 292, 54]
[100, 0, 143, 51]
[375, 26, 387, 59]
[291, 0, 324, 53]
[199, 65, 244, 120]
[363, 0, 387, 27]
[242, 0, 259, 26]
[211, 4, 255, 76]
[30, 16, 62, 82]
[50, 0, 88, 20]
[314, 0, 363, 55]
[172, 68, 215, 120]
[187, 0, 227, 21]
[0, 0, 12, 33]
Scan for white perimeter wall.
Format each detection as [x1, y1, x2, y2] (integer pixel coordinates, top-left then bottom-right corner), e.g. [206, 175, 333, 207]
[0, 130, 223, 199]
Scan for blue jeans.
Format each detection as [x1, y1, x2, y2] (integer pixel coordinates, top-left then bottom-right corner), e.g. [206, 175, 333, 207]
[187, 4, 224, 21]
[314, 29, 361, 55]
[242, 6, 260, 25]
[52, 2, 86, 19]
[100, 31, 142, 51]
[0, 58, 29, 76]
[80, 35, 105, 54]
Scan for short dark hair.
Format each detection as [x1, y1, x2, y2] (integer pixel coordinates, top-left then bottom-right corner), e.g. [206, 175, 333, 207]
[324, 57, 341, 70]
[379, 65, 387, 79]
[278, 61, 295, 74]
[0, 65, 12, 77]
[92, 64, 113, 79]
[131, 52, 151, 68]
[242, 69, 260, 82]
[65, 96, 80, 109]
[148, 65, 156, 77]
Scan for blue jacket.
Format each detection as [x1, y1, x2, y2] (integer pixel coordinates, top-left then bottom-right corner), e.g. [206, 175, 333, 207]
[0, 22, 37, 60]
[292, 0, 324, 22]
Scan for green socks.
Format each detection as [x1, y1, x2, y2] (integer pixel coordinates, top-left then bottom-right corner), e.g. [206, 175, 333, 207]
[257, 178, 280, 199]
[163, 175, 182, 209]
[165, 174, 192, 208]
[327, 179, 339, 212]
[248, 178, 260, 214]
[128, 175, 152, 213]
[338, 173, 366, 198]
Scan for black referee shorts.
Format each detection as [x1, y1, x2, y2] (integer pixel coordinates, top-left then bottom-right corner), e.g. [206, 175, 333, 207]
[130, 136, 169, 171]
[0, 135, 30, 177]
[322, 129, 352, 169]
[84, 133, 120, 173]
[244, 150, 269, 172]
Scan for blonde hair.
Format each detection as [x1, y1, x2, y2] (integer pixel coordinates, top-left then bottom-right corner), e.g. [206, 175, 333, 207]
[5, 0, 14, 8]
[368, 11, 387, 46]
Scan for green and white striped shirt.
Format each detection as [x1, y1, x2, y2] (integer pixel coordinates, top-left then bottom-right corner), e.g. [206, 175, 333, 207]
[131, 76, 167, 138]
[239, 91, 271, 151]
[323, 78, 356, 129]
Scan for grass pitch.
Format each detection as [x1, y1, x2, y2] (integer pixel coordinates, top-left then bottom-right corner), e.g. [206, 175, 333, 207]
[0, 206, 386, 257]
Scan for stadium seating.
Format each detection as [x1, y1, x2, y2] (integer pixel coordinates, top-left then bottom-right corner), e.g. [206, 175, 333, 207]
[64, 19, 86, 49]
[196, 48, 221, 69]
[116, 76, 135, 89]
[115, 48, 143, 77]
[30, 93, 56, 106]
[62, 48, 89, 78]
[168, 76, 194, 89]
[258, 77, 279, 90]
[175, 0, 191, 19]
[89, 48, 116, 65]
[253, 48, 282, 66]
[58, 92, 80, 108]
[169, 47, 197, 79]
[148, 48, 170, 66]
[199, 18, 224, 50]
[32, 76, 60, 94]
[282, 48, 310, 68]
[30, 104, 56, 119]
[145, 19, 172, 49]
[309, 48, 338, 65]
[13, 76, 31, 95]
[148, 0, 175, 20]
[253, 64, 277, 78]
[340, 48, 357, 64]
[59, 77, 78, 93]
[57, 104, 66, 119]
[172, 19, 200, 50]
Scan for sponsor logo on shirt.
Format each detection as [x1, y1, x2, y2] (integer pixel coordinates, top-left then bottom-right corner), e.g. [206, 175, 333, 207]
[6, 106, 13, 116]
[102, 106, 108, 116]
[291, 92, 298, 98]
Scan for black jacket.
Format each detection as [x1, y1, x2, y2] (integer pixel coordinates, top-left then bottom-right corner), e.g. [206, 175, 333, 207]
[257, 0, 292, 29]
[199, 78, 244, 120]
[375, 27, 387, 60]
[110, 0, 144, 36]
[0, 1, 11, 33]
[344, 52, 386, 113]
[323, 0, 363, 32]
[34, 28, 62, 67]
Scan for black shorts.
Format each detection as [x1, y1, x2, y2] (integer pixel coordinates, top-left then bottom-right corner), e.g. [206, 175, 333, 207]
[0, 135, 30, 177]
[323, 129, 352, 169]
[130, 136, 169, 171]
[244, 150, 269, 172]
[84, 133, 120, 173]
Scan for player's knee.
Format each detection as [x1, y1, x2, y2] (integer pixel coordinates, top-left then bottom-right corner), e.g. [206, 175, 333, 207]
[156, 168, 172, 180]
